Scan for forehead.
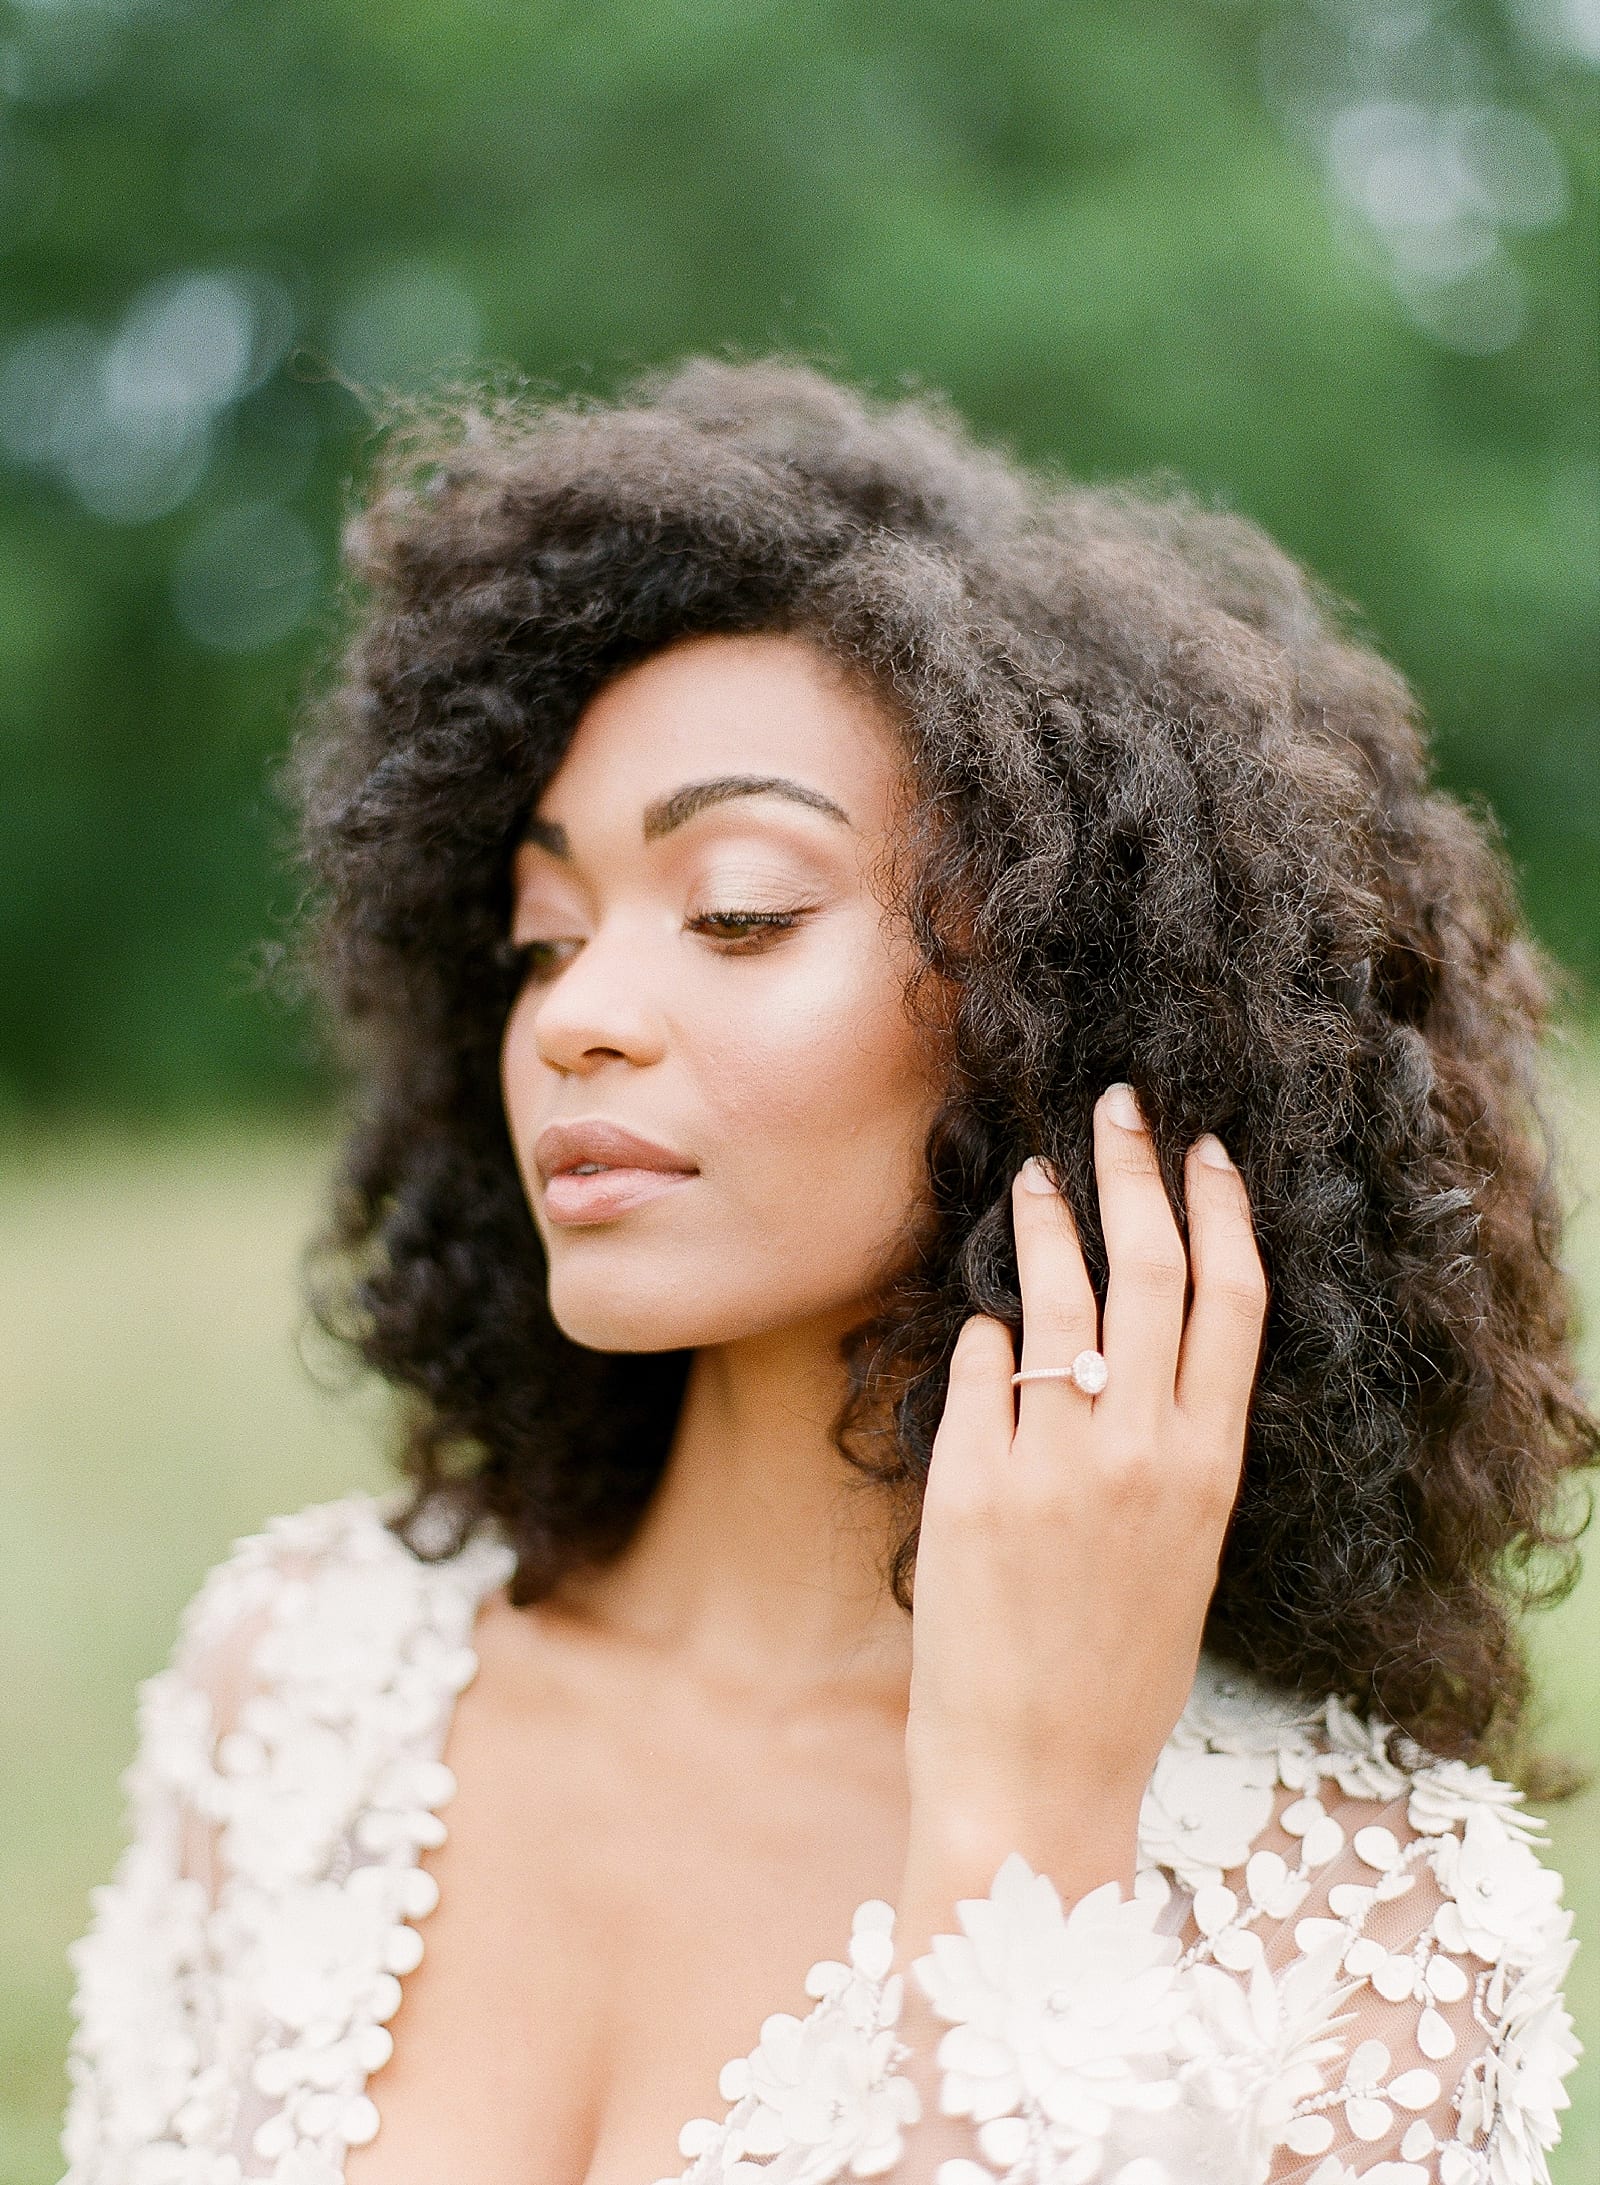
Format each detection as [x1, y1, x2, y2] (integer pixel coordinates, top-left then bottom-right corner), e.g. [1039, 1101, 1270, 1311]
[539, 631, 905, 817]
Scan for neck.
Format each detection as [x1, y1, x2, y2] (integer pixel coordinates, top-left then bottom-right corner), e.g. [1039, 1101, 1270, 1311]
[555, 1307, 914, 1700]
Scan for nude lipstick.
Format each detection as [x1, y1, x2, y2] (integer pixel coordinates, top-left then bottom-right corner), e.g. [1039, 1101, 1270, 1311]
[533, 1118, 699, 1227]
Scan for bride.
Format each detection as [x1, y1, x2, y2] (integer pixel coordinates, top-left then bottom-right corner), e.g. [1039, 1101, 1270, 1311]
[58, 358, 1589, 2185]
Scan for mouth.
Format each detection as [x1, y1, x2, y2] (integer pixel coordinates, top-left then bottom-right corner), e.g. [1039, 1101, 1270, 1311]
[534, 1118, 699, 1229]
[542, 1165, 697, 1227]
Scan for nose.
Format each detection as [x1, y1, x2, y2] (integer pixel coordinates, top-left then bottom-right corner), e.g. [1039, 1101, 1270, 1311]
[528, 918, 667, 1077]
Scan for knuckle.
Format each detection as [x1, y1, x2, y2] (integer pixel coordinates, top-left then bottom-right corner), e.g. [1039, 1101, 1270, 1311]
[1095, 1436, 1164, 1507]
[1117, 1242, 1188, 1293]
[1101, 1135, 1158, 1183]
[1206, 1262, 1268, 1315]
[945, 1346, 996, 1391]
[946, 1316, 1012, 1380]
[1025, 1293, 1093, 1344]
[1194, 1457, 1245, 1528]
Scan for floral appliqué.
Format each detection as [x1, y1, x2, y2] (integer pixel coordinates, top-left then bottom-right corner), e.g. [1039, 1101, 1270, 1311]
[59, 1504, 1580, 2185]
[59, 1495, 514, 2184]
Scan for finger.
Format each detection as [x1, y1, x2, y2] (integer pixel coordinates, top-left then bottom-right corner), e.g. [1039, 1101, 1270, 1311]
[1175, 1133, 1267, 1450]
[1095, 1083, 1188, 1426]
[926, 1313, 1017, 1504]
[1011, 1157, 1100, 1431]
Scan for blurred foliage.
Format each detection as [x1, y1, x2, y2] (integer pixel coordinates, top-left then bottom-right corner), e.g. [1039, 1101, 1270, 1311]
[0, 0, 1595, 1115]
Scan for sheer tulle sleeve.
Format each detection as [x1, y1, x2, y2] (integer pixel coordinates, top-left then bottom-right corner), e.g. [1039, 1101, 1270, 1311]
[57, 1528, 306, 2178]
[663, 1676, 1581, 2185]
[59, 1523, 1580, 2185]
[57, 1495, 517, 2185]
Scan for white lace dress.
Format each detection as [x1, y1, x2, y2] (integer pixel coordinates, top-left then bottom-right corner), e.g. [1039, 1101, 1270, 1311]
[57, 1493, 1581, 2185]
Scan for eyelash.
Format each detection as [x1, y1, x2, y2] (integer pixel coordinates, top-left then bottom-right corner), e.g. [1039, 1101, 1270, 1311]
[501, 907, 810, 981]
[691, 907, 807, 942]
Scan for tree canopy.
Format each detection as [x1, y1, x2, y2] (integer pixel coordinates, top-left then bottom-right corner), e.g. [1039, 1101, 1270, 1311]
[0, 0, 1593, 1113]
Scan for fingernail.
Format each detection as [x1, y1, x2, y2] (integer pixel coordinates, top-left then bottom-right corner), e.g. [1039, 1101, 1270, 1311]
[1102, 1082, 1144, 1132]
[1019, 1154, 1058, 1195]
[1195, 1133, 1232, 1169]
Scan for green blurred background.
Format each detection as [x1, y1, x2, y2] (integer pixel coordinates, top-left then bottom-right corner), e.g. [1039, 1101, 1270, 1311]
[1, 0, 1595, 2178]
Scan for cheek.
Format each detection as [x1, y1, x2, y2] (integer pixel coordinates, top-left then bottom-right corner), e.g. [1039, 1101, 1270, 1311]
[495, 920, 944, 1348]
[692, 929, 939, 1241]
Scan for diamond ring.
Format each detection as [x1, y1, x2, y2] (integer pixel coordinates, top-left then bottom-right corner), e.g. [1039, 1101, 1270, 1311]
[1010, 1348, 1109, 1396]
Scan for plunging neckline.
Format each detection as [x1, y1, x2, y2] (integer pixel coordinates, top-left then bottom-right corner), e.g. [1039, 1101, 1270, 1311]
[250, 1490, 1168, 2185]
[327, 1494, 889, 2185]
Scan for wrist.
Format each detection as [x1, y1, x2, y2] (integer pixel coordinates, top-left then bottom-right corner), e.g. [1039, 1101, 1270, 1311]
[894, 1793, 1143, 1968]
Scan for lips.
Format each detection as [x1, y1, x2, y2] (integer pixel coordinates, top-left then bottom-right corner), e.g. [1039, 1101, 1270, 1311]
[533, 1118, 700, 1228]
[534, 1119, 698, 1185]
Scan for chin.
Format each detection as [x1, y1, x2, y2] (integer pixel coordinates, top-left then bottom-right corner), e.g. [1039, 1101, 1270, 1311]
[545, 1269, 751, 1355]
[550, 1305, 698, 1354]
[545, 1257, 831, 1356]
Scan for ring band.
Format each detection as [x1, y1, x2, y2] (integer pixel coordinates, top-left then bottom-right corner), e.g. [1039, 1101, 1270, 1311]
[1011, 1348, 1109, 1396]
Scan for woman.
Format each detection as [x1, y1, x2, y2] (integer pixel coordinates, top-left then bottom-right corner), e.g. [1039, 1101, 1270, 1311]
[58, 358, 1590, 2185]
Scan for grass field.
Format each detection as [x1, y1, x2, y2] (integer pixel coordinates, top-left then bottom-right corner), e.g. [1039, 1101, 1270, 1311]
[3, 1055, 1598, 2185]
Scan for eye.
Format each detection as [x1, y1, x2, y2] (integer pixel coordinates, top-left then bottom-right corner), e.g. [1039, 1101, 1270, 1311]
[496, 906, 815, 984]
[498, 936, 577, 983]
[688, 907, 811, 948]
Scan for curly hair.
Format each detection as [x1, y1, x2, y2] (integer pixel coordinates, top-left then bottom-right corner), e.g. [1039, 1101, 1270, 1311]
[281, 354, 1596, 1768]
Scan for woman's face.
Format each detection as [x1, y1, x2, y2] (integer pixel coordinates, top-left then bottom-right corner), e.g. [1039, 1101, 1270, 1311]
[500, 631, 947, 1355]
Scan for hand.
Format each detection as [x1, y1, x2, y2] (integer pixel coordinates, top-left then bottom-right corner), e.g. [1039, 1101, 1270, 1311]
[896, 1082, 1268, 1943]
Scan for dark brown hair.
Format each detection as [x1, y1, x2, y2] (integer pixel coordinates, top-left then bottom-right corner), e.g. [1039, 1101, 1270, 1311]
[282, 355, 1595, 1766]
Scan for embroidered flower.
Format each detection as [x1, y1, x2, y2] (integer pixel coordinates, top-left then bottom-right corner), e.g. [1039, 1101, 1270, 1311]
[61, 1843, 213, 2164]
[669, 1904, 918, 2185]
[1171, 1659, 1318, 1759]
[218, 1714, 374, 1892]
[1405, 1760, 1545, 1846]
[253, 1560, 438, 1715]
[266, 2150, 344, 2185]
[1430, 1806, 1569, 1966]
[59, 1528, 1582, 2185]
[57, 1496, 514, 2184]
[133, 1670, 223, 1815]
[1319, 1698, 1411, 1803]
[914, 1853, 1186, 2172]
[248, 1866, 425, 2041]
[1454, 1933, 1581, 2184]
[715, 2005, 917, 2182]
[1138, 1745, 1278, 1889]
[354, 1755, 459, 1858]
[1279, 1795, 1347, 1872]
[1176, 1938, 1354, 2170]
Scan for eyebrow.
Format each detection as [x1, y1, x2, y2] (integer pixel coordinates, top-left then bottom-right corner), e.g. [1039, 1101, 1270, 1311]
[520, 774, 853, 859]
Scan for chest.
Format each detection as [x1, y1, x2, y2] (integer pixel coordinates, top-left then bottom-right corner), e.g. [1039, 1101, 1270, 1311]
[339, 1595, 912, 2185]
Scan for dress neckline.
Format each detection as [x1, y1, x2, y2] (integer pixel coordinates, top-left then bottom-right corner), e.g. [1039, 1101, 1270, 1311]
[214, 1489, 1323, 2181]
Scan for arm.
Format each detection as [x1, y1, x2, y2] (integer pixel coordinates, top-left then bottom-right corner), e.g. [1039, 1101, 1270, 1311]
[899, 1769, 1579, 2184]
[660, 1091, 1578, 2183]
[57, 1536, 282, 2178]
[663, 1750, 1578, 2185]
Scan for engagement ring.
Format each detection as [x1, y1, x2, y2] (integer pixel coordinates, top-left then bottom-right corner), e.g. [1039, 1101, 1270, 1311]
[1011, 1348, 1109, 1396]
